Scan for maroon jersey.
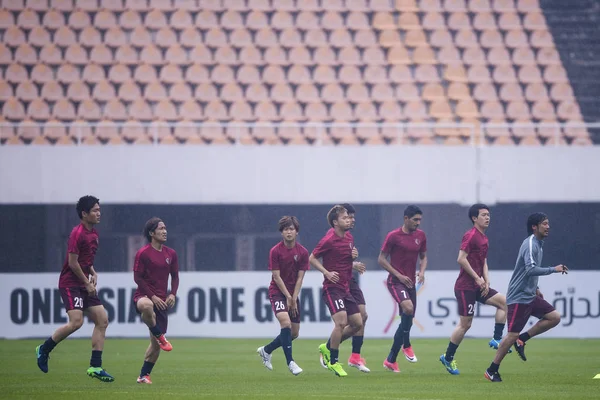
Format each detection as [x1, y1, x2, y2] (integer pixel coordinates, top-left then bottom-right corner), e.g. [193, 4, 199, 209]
[133, 244, 180, 301]
[455, 227, 489, 290]
[58, 224, 99, 288]
[312, 229, 354, 291]
[268, 241, 310, 296]
[381, 228, 427, 283]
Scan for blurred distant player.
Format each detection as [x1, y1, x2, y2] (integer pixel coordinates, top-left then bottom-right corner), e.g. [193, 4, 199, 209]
[485, 213, 567, 382]
[440, 204, 509, 375]
[35, 195, 114, 382]
[310, 205, 362, 377]
[378, 205, 428, 373]
[257, 216, 308, 376]
[133, 217, 179, 384]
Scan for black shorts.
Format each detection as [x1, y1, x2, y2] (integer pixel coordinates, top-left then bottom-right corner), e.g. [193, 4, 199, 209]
[134, 296, 168, 334]
[349, 277, 366, 306]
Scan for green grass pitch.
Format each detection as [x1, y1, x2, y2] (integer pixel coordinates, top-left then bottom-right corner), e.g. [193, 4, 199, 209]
[1, 338, 598, 400]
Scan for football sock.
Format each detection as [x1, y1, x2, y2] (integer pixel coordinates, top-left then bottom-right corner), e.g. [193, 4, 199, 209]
[42, 337, 57, 354]
[149, 324, 162, 338]
[280, 328, 293, 364]
[488, 362, 500, 373]
[401, 313, 414, 348]
[90, 350, 102, 368]
[518, 332, 531, 343]
[326, 338, 331, 350]
[387, 323, 404, 363]
[445, 342, 459, 362]
[493, 323, 505, 341]
[140, 361, 155, 377]
[330, 348, 339, 365]
[351, 336, 364, 355]
[264, 335, 281, 354]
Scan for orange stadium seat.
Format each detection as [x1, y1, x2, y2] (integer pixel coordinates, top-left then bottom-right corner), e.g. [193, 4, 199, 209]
[90, 44, 114, 65]
[130, 26, 153, 48]
[54, 26, 77, 47]
[512, 47, 536, 66]
[455, 30, 479, 48]
[41, 81, 63, 102]
[31, 63, 53, 83]
[550, 83, 574, 102]
[17, 8, 40, 31]
[16, 81, 38, 102]
[544, 64, 569, 83]
[118, 80, 143, 103]
[422, 82, 446, 101]
[355, 30, 378, 48]
[487, 47, 512, 65]
[67, 81, 90, 102]
[140, 45, 164, 65]
[448, 12, 471, 31]
[421, 0, 443, 12]
[93, 80, 117, 102]
[120, 10, 143, 31]
[448, 82, 472, 100]
[339, 65, 362, 84]
[505, 29, 529, 48]
[364, 65, 388, 85]
[405, 30, 428, 47]
[438, 46, 462, 64]
[472, 82, 498, 102]
[45, 9, 67, 30]
[94, 10, 118, 31]
[493, 0, 516, 12]
[53, 98, 76, 121]
[145, 10, 168, 30]
[14, 44, 37, 66]
[159, 64, 184, 84]
[524, 82, 549, 102]
[82, 63, 106, 84]
[473, 12, 497, 30]
[4, 26, 26, 47]
[498, 12, 522, 31]
[499, 82, 525, 102]
[80, 27, 102, 48]
[463, 47, 487, 65]
[28, 26, 51, 47]
[530, 30, 554, 48]
[330, 29, 352, 48]
[379, 30, 402, 48]
[423, 12, 445, 30]
[480, 30, 504, 48]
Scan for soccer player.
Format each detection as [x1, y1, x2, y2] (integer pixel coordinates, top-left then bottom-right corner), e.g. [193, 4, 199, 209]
[257, 216, 308, 376]
[35, 195, 114, 382]
[133, 217, 179, 384]
[344, 204, 370, 372]
[379, 205, 428, 373]
[310, 205, 362, 377]
[319, 203, 370, 372]
[485, 213, 567, 382]
[440, 203, 509, 375]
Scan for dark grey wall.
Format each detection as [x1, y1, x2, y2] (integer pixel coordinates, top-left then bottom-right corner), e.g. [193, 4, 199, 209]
[1, 203, 598, 273]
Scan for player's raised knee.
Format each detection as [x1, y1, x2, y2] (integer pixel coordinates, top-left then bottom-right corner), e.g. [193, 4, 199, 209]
[546, 310, 561, 327]
[361, 311, 368, 324]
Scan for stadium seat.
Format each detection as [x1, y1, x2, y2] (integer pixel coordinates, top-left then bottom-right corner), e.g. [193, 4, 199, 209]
[505, 29, 529, 48]
[31, 63, 53, 83]
[16, 81, 38, 102]
[499, 82, 525, 101]
[438, 46, 462, 64]
[14, 44, 37, 66]
[53, 98, 76, 121]
[339, 65, 362, 84]
[82, 63, 106, 84]
[179, 100, 203, 121]
[66, 81, 90, 102]
[169, 82, 192, 103]
[448, 82, 472, 100]
[93, 80, 117, 102]
[28, 26, 51, 47]
[473, 12, 496, 30]
[118, 80, 143, 103]
[463, 47, 487, 65]
[90, 44, 114, 65]
[120, 10, 143, 31]
[78, 99, 102, 121]
[472, 82, 498, 102]
[487, 47, 512, 65]
[45, 9, 67, 30]
[354, 30, 377, 48]
[525, 82, 549, 102]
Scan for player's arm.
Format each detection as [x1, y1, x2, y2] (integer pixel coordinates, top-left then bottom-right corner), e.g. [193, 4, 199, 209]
[523, 245, 567, 276]
[481, 258, 490, 296]
[272, 270, 293, 299]
[166, 252, 180, 308]
[289, 270, 306, 317]
[457, 250, 485, 289]
[309, 253, 339, 283]
[68, 253, 96, 295]
[378, 251, 413, 287]
[417, 251, 428, 284]
[89, 265, 98, 286]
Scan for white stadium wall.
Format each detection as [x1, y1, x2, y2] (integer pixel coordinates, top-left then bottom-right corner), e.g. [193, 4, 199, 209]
[1, 146, 600, 204]
[1, 271, 598, 339]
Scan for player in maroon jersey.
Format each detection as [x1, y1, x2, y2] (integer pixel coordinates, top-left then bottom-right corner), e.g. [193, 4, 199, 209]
[257, 216, 309, 376]
[35, 195, 114, 382]
[439, 204, 509, 375]
[317, 203, 370, 372]
[133, 217, 179, 384]
[310, 205, 362, 377]
[379, 205, 428, 373]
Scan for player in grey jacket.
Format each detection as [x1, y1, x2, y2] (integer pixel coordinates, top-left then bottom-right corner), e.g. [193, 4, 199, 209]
[484, 213, 568, 382]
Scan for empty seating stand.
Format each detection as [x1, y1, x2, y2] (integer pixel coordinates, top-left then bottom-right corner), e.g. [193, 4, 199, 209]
[0, 0, 591, 145]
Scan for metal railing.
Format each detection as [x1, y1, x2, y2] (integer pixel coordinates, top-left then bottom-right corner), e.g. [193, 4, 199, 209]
[0, 121, 597, 146]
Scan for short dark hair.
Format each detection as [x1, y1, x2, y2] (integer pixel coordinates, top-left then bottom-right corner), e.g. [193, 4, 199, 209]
[468, 203, 489, 224]
[143, 217, 163, 243]
[527, 212, 548, 235]
[76, 195, 99, 219]
[278, 216, 300, 233]
[404, 205, 422, 218]
[342, 203, 356, 214]
[327, 205, 347, 228]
